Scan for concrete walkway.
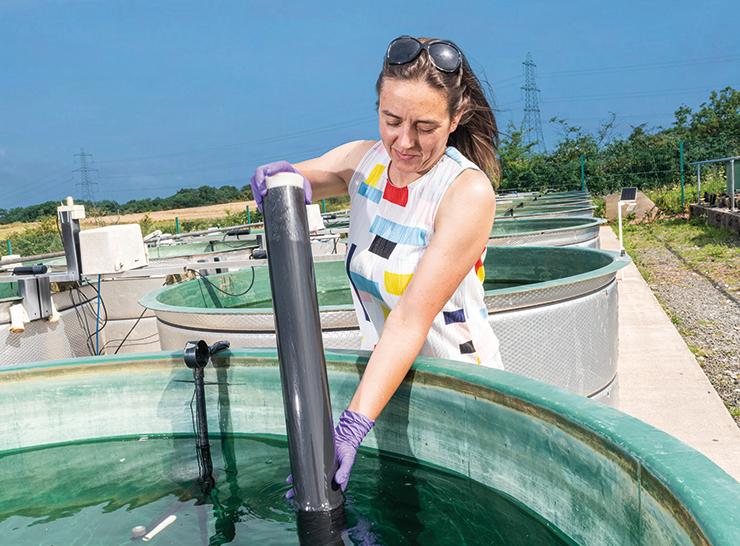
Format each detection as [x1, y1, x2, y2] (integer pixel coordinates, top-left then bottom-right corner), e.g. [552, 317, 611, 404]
[601, 225, 740, 481]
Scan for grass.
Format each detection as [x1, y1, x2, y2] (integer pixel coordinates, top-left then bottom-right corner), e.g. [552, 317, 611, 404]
[686, 343, 709, 359]
[620, 216, 740, 293]
[592, 196, 606, 218]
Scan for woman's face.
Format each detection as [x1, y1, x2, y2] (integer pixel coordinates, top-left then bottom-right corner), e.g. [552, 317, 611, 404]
[378, 78, 461, 181]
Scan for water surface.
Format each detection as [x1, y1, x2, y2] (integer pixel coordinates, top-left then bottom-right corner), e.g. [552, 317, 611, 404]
[0, 435, 575, 545]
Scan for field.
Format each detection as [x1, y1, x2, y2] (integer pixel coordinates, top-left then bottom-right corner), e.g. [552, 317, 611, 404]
[81, 200, 257, 226]
[0, 201, 254, 258]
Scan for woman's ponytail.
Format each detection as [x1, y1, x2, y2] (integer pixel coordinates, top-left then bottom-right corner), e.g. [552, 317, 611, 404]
[447, 65, 500, 187]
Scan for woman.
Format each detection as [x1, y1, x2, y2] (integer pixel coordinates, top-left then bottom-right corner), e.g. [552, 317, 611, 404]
[251, 35, 502, 492]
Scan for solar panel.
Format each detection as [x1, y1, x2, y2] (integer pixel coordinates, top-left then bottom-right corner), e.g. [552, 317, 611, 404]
[620, 187, 637, 201]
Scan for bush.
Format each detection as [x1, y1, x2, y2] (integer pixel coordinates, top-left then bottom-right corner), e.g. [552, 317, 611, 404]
[645, 169, 726, 215]
[5, 217, 62, 257]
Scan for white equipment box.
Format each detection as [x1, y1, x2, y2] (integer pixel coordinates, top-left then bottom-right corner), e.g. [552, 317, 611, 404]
[79, 224, 149, 275]
[306, 204, 326, 233]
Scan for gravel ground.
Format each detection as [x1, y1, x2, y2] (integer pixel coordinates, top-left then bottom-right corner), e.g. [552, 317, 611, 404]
[628, 238, 740, 425]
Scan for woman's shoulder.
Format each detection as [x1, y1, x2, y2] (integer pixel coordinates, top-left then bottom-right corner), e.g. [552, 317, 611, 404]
[451, 168, 495, 199]
[438, 167, 496, 220]
[441, 146, 482, 173]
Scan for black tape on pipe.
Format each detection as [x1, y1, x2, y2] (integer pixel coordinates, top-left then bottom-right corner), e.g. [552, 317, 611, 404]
[12, 264, 48, 276]
[262, 174, 343, 513]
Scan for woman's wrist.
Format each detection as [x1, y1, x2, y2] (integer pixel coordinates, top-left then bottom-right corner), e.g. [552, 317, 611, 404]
[336, 409, 375, 446]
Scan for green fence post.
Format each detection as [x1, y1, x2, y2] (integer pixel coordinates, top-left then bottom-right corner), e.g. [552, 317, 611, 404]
[175, 216, 180, 234]
[246, 205, 251, 224]
[321, 199, 327, 213]
[5, 240, 11, 256]
[580, 154, 586, 191]
[679, 140, 685, 210]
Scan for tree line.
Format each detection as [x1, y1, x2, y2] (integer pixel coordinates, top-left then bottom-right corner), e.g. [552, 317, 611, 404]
[498, 86, 738, 194]
[0, 184, 253, 225]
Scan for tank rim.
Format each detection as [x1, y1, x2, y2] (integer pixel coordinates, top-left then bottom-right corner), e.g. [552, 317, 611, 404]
[490, 216, 605, 239]
[1, 348, 738, 545]
[139, 246, 631, 316]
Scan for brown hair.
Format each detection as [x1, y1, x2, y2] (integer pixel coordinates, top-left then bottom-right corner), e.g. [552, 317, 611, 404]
[376, 37, 500, 186]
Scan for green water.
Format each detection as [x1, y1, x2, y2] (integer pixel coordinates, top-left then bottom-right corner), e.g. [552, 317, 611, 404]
[482, 279, 538, 290]
[230, 280, 534, 309]
[0, 436, 574, 545]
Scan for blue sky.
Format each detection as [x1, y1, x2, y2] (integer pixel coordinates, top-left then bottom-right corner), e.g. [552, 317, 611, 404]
[1, 0, 737, 209]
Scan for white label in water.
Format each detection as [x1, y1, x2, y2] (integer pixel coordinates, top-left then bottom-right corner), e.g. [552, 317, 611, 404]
[142, 515, 177, 541]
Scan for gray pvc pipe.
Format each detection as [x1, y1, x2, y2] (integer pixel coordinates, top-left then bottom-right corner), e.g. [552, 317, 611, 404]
[263, 173, 343, 513]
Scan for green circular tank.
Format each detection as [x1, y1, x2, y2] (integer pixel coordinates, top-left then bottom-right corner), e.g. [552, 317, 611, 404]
[0, 351, 737, 545]
[142, 246, 629, 403]
[490, 217, 605, 247]
[496, 204, 595, 218]
[323, 216, 604, 247]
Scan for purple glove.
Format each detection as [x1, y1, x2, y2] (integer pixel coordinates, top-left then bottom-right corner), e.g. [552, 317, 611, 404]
[285, 409, 374, 499]
[250, 160, 312, 212]
[333, 409, 375, 492]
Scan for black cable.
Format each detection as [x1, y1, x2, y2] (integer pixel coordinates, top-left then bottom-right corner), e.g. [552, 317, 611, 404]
[69, 287, 94, 355]
[190, 388, 204, 479]
[112, 279, 168, 355]
[100, 331, 158, 352]
[189, 267, 255, 298]
[113, 306, 148, 355]
[64, 282, 110, 357]
[73, 285, 107, 356]
[77, 283, 108, 355]
[82, 283, 108, 328]
[75, 284, 104, 324]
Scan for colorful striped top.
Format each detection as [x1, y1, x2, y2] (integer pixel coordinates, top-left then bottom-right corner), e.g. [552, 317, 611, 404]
[346, 141, 502, 368]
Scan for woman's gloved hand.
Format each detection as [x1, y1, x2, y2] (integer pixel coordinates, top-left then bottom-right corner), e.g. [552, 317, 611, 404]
[333, 409, 375, 492]
[285, 409, 374, 499]
[249, 160, 312, 211]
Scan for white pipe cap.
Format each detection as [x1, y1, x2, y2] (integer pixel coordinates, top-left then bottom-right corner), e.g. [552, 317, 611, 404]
[265, 172, 303, 190]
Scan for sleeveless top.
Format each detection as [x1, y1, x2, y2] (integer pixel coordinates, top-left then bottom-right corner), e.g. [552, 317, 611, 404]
[345, 141, 503, 368]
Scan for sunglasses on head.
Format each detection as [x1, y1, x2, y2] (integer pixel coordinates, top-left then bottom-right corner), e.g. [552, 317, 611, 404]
[385, 35, 463, 73]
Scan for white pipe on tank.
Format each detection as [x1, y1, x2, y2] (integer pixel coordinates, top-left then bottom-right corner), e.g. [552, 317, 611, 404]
[9, 304, 29, 333]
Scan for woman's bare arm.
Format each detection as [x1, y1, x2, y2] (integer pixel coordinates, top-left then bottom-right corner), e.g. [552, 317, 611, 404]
[294, 140, 376, 201]
[347, 169, 496, 420]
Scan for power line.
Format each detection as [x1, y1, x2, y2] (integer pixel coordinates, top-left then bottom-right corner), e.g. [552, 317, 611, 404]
[492, 53, 740, 87]
[3, 141, 336, 205]
[498, 85, 732, 109]
[561, 112, 676, 122]
[73, 148, 98, 203]
[521, 52, 546, 152]
[537, 54, 740, 79]
[540, 85, 735, 105]
[96, 115, 376, 164]
[98, 143, 332, 182]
